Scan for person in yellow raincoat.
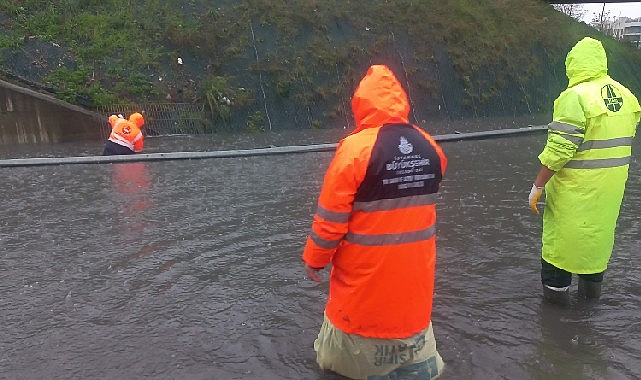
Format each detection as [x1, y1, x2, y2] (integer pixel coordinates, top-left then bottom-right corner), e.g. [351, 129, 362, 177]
[529, 37, 641, 304]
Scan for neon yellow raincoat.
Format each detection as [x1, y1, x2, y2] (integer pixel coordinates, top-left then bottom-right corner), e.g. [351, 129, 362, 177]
[539, 37, 641, 274]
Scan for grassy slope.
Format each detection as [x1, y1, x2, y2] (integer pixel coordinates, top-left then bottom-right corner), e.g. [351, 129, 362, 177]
[1, 0, 640, 131]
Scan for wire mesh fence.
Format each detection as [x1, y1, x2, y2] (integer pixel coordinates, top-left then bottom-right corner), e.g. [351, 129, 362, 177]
[97, 103, 209, 139]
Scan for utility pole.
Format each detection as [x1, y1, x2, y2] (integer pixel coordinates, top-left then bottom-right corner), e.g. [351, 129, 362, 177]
[600, 2, 605, 29]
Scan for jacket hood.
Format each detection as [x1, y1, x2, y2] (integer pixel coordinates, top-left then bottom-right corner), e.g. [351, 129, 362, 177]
[565, 37, 608, 88]
[129, 112, 145, 128]
[351, 65, 410, 134]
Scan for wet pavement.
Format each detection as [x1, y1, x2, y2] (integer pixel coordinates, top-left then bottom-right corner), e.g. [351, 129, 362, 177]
[1, 121, 640, 379]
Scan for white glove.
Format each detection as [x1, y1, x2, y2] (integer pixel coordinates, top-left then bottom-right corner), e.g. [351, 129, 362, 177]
[529, 184, 544, 214]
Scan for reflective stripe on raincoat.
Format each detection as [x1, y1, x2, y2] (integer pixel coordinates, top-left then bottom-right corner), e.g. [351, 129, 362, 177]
[302, 65, 447, 338]
[539, 37, 641, 274]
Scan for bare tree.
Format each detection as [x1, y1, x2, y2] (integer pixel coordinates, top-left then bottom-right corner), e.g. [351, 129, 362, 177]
[553, 4, 587, 21]
[590, 7, 618, 36]
[553, 3, 617, 38]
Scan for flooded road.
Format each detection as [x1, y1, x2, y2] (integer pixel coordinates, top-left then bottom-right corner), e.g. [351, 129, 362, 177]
[1, 122, 640, 379]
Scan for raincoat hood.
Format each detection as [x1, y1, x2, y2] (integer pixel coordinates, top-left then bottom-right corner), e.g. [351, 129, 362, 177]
[565, 37, 608, 88]
[129, 112, 145, 128]
[351, 65, 410, 134]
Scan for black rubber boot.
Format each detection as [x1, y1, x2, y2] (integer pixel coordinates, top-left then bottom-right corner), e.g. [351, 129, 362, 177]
[578, 278, 602, 301]
[542, 285, 570, 306]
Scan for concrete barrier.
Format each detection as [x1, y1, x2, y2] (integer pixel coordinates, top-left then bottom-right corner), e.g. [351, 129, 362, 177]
[0, 79, 103, 145]
[0, 125, 548, 167]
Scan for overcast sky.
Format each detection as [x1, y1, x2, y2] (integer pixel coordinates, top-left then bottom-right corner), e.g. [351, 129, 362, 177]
[579, 2, 641, 21]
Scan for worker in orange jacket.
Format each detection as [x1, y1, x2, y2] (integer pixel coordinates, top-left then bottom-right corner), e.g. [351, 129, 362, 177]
[103, 112, 145, 155]
[302, 64, 447, 379]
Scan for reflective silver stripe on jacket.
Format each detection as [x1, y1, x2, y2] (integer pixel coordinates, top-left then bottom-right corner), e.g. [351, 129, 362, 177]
[310, 230, 343, 249]
[317, 193, 438, 222]
[577, 137, 633, 152]
[556, 134, 583, 146]
[564, 156, 631, 169]
[353, 193, 437, 212]
[316, 205, 350, 223]
[548, 121, 584, 135]
[345, 225, 436, 246]
[109, 134, 135, 150]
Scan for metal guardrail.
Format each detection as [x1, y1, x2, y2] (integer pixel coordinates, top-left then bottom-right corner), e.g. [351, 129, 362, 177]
[97, 104, 209, 139]
[0, 125, 547, 167]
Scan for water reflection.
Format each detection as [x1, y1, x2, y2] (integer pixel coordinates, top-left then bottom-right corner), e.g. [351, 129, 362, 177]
[0, 124, 639, 379]
[107, 162, 179, 291]
[111, 162, 152, 221]
[534, 302, 606, 379]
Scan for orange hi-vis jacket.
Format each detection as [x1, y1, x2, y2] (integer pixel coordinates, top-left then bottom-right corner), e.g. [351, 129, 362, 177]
[302, 65, 447, 339]
[108, 115, 144, 152]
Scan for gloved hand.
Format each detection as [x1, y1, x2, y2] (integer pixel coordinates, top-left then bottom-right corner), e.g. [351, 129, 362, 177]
[529, 184, 544, 214]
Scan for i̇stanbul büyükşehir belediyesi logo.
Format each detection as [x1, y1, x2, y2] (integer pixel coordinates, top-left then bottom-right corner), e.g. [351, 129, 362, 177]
[399, 136, 413, 154]
[602, 84, 623, 112]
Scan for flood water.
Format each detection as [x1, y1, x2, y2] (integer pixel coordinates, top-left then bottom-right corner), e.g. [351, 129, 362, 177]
[1, 119, 640, 380]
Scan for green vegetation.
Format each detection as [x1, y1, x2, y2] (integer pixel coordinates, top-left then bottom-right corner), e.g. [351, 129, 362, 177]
[246, 110, 265, 132]
[1, 0, 641, 131]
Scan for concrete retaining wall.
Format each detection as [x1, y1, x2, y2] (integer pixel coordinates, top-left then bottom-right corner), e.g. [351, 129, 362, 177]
[0, 79, 103, 145]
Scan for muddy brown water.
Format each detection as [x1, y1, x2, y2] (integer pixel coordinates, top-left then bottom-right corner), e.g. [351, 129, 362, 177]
[1, 121, 640, 379]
